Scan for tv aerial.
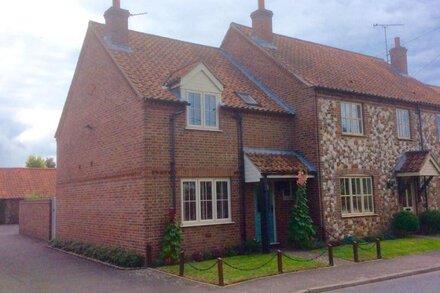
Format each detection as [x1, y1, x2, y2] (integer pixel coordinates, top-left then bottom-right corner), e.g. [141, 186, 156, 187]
[373, 23, 404, 62]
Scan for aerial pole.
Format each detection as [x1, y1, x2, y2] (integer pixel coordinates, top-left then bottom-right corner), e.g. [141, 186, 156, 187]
[373, 23, 404, 63]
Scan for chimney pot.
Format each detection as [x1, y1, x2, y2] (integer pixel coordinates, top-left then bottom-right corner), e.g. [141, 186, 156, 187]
[390, 36, 408, 75]
[251, 0, 273, 44]
[104, 0, 130, 48]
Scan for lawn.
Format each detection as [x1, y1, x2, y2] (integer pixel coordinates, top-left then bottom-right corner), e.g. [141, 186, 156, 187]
[160, 253, 327, 285]
[332, 237, 440, 261]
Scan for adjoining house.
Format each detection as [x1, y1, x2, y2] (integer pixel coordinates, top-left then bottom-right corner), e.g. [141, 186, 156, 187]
[0, 168, 56, 224]
[56, 0, 440, 258]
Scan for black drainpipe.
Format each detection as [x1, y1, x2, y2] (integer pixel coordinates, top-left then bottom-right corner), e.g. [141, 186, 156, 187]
[234, 111, 247, 245]
[417, 104, 424, 151]
[170, 109, 186, 212]
[417, 104, 429, 210]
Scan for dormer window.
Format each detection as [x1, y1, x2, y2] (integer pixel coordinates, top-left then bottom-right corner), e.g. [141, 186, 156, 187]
[187, 91, 219, 129]
[165, 62, 224, 131]
[237, 92, 260, 106]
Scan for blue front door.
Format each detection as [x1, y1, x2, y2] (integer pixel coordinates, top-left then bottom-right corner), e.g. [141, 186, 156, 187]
[254, 185, 276, 244]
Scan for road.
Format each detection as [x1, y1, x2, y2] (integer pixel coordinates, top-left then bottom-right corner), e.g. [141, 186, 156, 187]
[332, 270, 440, 293]
[0, 225, 212, 293]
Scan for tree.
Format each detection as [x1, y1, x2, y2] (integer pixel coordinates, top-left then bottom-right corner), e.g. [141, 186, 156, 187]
[45, 157, 56, 168]
[25, 155, 46, 168]
[288, 171, 317, 249]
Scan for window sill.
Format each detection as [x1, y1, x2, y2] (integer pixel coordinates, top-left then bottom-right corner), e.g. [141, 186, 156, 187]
[341, 213, 378, 219]
[185, 126, 222, 132]
[341, 133, 366, 138]
[181, 221, 234, 228]
[397, 137, 412, 141]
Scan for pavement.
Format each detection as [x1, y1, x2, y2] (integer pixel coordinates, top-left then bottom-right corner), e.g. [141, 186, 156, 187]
[2, 224, 440, 293]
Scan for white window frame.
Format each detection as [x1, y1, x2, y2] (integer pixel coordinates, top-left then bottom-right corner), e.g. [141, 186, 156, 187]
[341, 102, 364, 135]
[186, 90, 220, 130]
[181, 178, 232, 227]
[340, 176, 374, 217]
[396, 109, 411, 139]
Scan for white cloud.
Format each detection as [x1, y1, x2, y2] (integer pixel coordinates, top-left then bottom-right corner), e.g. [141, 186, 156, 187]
[0, 0, 439, 167]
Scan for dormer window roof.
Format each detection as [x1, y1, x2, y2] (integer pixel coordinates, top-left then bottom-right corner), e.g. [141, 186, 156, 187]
[236, 92, 260, 106]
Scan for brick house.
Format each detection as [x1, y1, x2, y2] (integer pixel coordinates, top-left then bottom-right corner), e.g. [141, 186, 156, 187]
[56, 0, 440, 257]
[0, 168, 56, 224]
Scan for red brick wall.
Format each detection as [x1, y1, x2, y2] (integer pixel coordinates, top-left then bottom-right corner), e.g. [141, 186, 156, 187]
[19, 200, 51, 241]
[222, 28, 323, 231]
[56, 29, 147, 255]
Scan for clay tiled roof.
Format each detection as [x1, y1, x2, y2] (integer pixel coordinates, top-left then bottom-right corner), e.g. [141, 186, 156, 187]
[232, 24, 440, 106]
[396, 151, 430, 173]
[0, 168, 56, 199]
[430, 85, 440, 95]
[89, 22, 290, 114]
[245, 149, 315, 175]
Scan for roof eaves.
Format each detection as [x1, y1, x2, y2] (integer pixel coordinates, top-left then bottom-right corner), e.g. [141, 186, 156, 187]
[221, 49, 295, 115]
[243, 147, 317, 173]
[314, 85, 440, 109]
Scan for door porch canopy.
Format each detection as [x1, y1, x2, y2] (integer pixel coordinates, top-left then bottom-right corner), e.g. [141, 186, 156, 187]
[394, 150, 440, 177]
[244, 147, 317, 183]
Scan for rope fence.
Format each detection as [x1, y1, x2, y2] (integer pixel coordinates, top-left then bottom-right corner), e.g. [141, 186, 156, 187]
[178, 246, 335, 286]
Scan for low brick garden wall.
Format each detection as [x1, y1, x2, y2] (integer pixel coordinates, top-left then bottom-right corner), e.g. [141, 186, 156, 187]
[19, 200, 52, 241]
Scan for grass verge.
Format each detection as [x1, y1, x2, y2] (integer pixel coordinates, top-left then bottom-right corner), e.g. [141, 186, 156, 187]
[331, 237, 440, 261]
[160, 253, 327, 285]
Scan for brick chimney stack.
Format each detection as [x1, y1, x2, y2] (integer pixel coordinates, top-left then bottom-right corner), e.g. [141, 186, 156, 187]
[104, 0, 130, 48]
[390, 37, 408, 75]
[251, 0, 274, 44]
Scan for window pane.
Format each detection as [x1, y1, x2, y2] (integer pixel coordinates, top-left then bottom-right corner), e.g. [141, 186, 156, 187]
[397, 109, 410, 138]
[200, 181, 213, 220]
[341, 177, 373, 215]
[183, 182, 196, 221]
[205, 95, 217, 127]
[216, 181, 229, 219]
[188, 92, 201, 126]
[437, 115, 440, 140]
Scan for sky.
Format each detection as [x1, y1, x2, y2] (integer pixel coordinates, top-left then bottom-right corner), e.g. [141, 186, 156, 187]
[0, 0, 439, 167]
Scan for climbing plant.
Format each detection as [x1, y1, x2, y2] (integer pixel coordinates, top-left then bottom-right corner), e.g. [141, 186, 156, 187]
[160, 209, 183, 264]
[288, 171, 316, 249]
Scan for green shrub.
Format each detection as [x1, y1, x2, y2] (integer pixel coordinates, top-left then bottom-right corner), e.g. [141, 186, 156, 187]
[419, 210, 440, 234]
[24, 193, 45, 201]
[392, 211, 419, 236]
[288, 174, 316, 249]
[244, 238, 261, 254]
[49, 239, 142, 268]
[160, 211, 183, 264]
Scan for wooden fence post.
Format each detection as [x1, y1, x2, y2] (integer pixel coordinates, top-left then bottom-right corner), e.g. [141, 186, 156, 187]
[376, 238, 382, 259]
[277, 250, 283, 274]
[353, 241, 359, 263]
[218, 257, 224, 286]
[328, 244, 334, 266]
[179, 250, 185, 276]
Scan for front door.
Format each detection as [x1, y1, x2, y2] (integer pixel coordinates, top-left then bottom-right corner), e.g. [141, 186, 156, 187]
[402, 178, 416, 212]
[254, 185, 277, 244]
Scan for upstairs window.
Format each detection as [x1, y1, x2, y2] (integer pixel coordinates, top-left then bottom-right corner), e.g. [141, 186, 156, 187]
[341, 102, 363, 135]
[237, 92, 260, 106]
[396, 109, 410, 139]
[187, 91, 218, 129]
